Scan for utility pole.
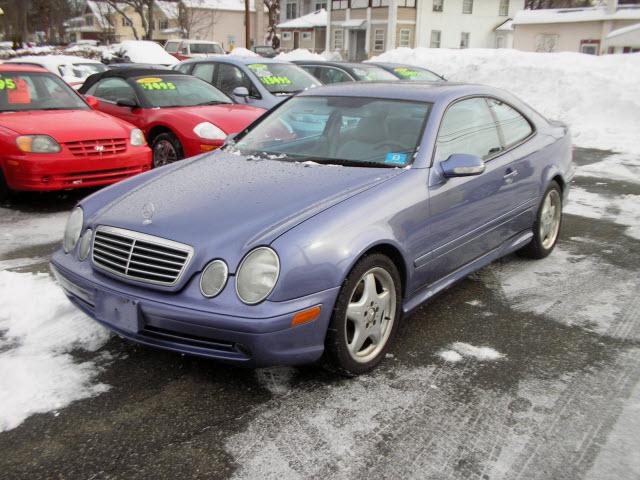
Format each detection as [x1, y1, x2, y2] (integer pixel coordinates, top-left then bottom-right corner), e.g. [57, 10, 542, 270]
[245, 0, 250, 48]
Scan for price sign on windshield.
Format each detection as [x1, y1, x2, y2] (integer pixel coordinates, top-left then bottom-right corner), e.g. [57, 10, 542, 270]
[136, 77, 177, 91]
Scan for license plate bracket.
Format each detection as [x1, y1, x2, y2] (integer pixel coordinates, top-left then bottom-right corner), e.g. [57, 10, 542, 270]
[95, 292, 140, 333]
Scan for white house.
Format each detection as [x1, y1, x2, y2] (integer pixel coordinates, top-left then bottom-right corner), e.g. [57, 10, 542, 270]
[512, 0, 640, 54]
[277, 9, 327, 52]
[281, 0, 328, 23]
[415, 0, 525, 49]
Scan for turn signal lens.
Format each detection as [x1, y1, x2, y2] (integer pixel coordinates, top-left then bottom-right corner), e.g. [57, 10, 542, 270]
[292, 305, 321, 327]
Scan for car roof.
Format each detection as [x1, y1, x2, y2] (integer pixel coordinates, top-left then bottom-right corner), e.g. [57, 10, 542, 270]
[80, 68, 186, 93]
[299, 81, 503, 103]
[5, 55, 102, 66]
[0, 63, 49, 73]
[291, 60, 379, 69]
[367, 62, 432, 70]
[179, 55, 293, 66]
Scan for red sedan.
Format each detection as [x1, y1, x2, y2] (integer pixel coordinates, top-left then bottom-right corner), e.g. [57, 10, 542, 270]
[79, 69, 265, 167]
[0, 65, 151, 201]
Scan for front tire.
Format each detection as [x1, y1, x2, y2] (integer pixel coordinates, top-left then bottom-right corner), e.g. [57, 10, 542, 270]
[518, 180, 563, 259]
[151, 132, 184, 168]
[323, 253, 402, 376]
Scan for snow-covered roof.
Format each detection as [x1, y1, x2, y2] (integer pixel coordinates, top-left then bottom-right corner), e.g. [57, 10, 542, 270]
[334, 19, 366, 28]
[182, 0, 262, 13]
[606, 21, 640, 39]
[513, 6, 640, 25]
[277, 9, 327, 29]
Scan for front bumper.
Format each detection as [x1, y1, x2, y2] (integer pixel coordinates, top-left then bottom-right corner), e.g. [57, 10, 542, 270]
[3, 148, 151, 192]
[50, 251, 340, 367]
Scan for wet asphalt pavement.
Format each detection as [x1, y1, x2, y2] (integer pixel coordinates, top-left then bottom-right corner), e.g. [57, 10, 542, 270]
[0, 148, 639, 479]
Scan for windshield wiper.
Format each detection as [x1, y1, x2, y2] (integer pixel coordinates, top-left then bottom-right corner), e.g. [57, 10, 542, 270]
[285, 155, 397, 169]
[195, 100, 231, 106]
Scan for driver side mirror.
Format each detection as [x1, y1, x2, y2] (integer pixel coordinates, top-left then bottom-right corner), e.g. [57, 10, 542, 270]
[84, 95, 99, 109]
[116, 98, 138, 108]
[441, 154, 485, 177]
[232, 86, 250, 103]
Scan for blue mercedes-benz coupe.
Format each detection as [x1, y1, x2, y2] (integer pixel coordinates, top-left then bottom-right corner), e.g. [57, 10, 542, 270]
[51, 82, 573, 375]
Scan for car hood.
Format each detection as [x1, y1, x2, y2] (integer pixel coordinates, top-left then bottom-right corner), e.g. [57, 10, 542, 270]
[90, 151, 403, 281]
[0, 109, 132, 142]
[155, 104, 264, 133]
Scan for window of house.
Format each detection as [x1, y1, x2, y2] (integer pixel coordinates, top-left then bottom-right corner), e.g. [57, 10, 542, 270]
[332, 0, 348, 9]
[499, 0, 509, 16]
[302, 32, 312, 40]
[371, 0, 390, 7]
[460, 32, 470, 49]
[333, 29, 344, 50]
[282, 32, 292, 40]
[397, 0, 416, 6]
[399, 29, 411, 48]
[430, 30, 441, 48]
[286, 0, 297, 19]
[314, 1, 327, 10]
[487, 98, 533, 148]
[433, 0, 443, 12]
[85, 16, 94, 26]
[352, 0, 369, 8]
[580, 40, 599, 55]
[535, 34, 559, 52]
[374, 29, 385, 51]
[435, 98, 502, 163]
[462, 0, 473, 14]
[121, 17, 132, 27]
[159, 19, 169, 30]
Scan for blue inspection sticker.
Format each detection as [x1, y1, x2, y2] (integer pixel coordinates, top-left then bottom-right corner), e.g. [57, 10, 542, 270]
[385, 152, 408, 165]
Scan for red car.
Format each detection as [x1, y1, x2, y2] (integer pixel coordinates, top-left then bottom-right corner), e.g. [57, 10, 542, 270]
[0, 65, 151, 201]
[79, 69, 265, 167]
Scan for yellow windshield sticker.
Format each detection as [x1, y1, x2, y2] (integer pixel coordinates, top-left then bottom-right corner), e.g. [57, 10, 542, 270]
[259, 76, 292, 86]
[248, 64, 267, 70]
[136, 77, 163, 84]
[0, 78, 17, 90]
[393, 67, 419, 78]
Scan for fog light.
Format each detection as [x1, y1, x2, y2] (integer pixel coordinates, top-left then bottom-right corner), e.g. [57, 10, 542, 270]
[78, 229, 93, 261]
[200, 259, 228, 298]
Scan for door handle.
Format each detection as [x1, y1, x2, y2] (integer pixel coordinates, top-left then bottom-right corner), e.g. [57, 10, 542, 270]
[503, 169, 518, 179]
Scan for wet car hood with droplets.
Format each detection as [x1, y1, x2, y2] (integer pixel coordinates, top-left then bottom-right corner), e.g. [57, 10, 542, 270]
[91, 151, 404, 275]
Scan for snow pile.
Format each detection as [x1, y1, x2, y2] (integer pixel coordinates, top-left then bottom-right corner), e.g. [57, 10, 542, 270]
[230, 47, 260, 57]
[110, 40, 178, 65]
[438, 342, 505, 362]
[575, 152, 640, 184]
[0, 207, 67, 258]
[565, 186, 640, 239]
[0, 271, 111, 432]
[276, 48, 326, 61]
[371, 48, 640, 154]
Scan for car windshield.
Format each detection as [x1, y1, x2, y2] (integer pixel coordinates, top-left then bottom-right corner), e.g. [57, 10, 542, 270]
[133, 74, 232, 107]
[232, 96, 431, 168]
[349, 65, 398, 81]
[0, 72, 89, 112]
[246, 63, 320, 94]
[389, 66, 442, 82]
[58, 62, 108, 79]
[190, 43, 224, 54]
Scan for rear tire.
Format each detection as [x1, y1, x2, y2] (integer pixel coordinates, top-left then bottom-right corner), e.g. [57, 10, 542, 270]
[518, 180, 563, 259]
[323, 253, 402, 376]
[151, 132, 184, 168]
[0, 170, 11, 203]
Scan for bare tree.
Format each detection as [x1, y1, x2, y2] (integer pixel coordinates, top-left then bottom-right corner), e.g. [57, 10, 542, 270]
[103, 0, 156, 40]
[263, 0, 279, 47]
[178, 0, 218, 39]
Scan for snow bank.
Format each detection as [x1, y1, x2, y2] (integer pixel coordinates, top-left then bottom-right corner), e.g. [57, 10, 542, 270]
[575, 152, 640, 185]
[371, 48, 640, 154]
[0, 271, 111, 432]
[230, 47, 259, 57]
[438, 342, 505, 362]
[276, 48, 326, 61]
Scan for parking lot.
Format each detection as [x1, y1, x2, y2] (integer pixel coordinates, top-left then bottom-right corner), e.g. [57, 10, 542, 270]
[0, 146, 638, 479]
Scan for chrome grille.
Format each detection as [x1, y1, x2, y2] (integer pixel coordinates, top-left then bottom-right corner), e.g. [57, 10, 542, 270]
[91, 226, 193, 286]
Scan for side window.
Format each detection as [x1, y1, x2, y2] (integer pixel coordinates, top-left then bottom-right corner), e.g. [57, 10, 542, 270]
[179, 43, 189, 55]
[165, 41, 179, 54]
[91, 78, 136, 104]
[216, 63, 259, 97]
[174, 63, 192, 74]
[318, 67, 353, 84]
[192, 63, 215, 83]
[487, 98, 533, 148]
[435, 97, 502, 163]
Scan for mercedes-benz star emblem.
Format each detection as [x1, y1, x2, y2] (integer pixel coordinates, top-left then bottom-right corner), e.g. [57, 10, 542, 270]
[142, 202, 155, 225]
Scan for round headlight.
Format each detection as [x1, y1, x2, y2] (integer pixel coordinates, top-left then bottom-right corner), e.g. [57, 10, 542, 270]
[236, 247, 279, 305]
[200, 259, 228, 298]
[63, 207, 83, 253]
[78, 229, 93, 261]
